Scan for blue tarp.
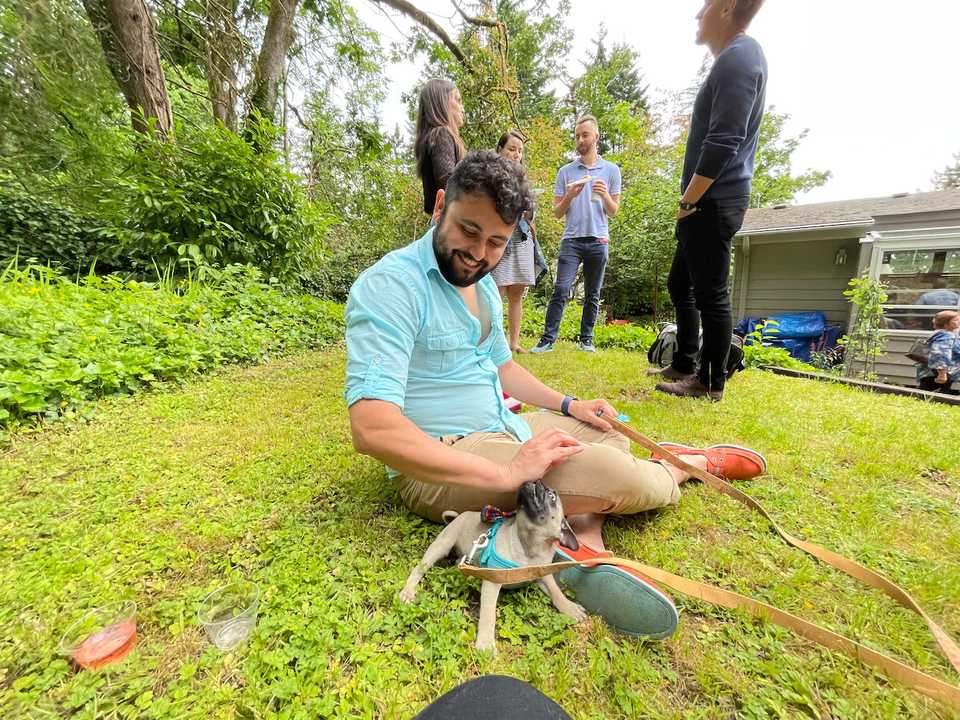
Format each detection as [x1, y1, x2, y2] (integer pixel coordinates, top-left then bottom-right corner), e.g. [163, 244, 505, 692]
[764, 311, 827, 340]
[768, 338, 814, 363]
[736, 311, 840, 363]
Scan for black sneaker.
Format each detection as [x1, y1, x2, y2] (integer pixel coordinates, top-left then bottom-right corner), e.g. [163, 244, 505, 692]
[531, 339, 554, 354]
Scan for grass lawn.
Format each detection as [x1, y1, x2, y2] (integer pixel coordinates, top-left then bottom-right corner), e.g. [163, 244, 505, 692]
[2, 345, 958, 719]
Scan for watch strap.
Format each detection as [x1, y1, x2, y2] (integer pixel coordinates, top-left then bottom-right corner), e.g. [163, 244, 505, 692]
[561, 395, 578, 416]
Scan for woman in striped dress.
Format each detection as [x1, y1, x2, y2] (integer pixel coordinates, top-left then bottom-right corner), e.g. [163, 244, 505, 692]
[491, 131, 547, 353]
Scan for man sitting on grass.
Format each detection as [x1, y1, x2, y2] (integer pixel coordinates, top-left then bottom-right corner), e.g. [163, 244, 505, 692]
[344, 150, 766, 637]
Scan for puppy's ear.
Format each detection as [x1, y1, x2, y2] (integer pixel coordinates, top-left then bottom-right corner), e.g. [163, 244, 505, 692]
[559, 518, 580, 551]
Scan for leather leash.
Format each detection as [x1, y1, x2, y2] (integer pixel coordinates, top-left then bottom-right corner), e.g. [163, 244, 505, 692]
[457, 414, 960, 710]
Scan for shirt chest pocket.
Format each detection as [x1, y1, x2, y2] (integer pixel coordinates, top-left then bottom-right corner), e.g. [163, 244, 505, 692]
[424, 328, 471, 374]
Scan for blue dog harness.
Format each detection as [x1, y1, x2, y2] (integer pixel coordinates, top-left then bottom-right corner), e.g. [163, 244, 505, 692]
[472, 519, 520, 570]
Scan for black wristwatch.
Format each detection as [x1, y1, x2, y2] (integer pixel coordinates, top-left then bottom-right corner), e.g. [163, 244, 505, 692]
[679, 201, 698, 211]
[560, 395, 578, 416]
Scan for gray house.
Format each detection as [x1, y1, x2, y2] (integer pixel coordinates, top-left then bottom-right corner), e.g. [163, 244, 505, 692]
[733, 189, 960, 385]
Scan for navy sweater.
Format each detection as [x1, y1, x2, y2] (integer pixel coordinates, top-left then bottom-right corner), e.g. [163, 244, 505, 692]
[682, 35, 767, 201]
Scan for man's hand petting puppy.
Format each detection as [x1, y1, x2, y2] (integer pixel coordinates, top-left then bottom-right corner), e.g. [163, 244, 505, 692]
[501, 428, 582, 488]
[500, 399, 617, 489]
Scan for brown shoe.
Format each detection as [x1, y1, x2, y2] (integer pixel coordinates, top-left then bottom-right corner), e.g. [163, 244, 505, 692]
[655, 376, 723, 402]
[646, 366, 695, 381]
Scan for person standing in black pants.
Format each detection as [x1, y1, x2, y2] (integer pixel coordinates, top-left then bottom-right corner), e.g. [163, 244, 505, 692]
[654, 0, 767, 402]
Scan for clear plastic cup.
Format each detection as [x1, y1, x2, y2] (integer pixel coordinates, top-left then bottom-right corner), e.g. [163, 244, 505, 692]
[59, 601, 138, 670]
[197, 581, 260, 651]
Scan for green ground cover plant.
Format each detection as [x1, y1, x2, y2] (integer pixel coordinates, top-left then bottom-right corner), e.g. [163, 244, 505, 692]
[0, 264, 343, 434]
[519, 303, 810, 369]
[1, 348, 957, 719]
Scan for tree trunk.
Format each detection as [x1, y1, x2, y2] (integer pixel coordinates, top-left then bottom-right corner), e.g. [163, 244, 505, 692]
[652, 266, 660, 324]
[203, 0, 241, 132]
[245, 0, 299, 140]
[83, 0, 172, 136]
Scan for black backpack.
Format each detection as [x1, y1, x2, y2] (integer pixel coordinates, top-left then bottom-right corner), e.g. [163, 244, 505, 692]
[647, 323, 679, 368]
[648, 323, 745, 380]
[905, 335, 934, 364]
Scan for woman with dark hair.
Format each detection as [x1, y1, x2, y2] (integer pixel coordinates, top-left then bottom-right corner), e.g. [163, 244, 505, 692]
[490, 131, 547, 353]
[414, 78, 466, 216]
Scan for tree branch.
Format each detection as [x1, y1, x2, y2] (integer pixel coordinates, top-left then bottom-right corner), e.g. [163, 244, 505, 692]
[449, 0, 498, 29]
[367, 0, 471, 70]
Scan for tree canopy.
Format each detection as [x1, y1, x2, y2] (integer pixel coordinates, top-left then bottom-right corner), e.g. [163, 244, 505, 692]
[1, 0, 831, 316]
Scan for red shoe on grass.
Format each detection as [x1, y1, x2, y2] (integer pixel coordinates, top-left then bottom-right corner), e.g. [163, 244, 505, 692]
[650, 442, 767, 481]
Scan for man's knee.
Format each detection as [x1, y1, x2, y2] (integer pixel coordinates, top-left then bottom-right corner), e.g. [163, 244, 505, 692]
[546, 446, 679, 514]
[550, 282, 573, 302]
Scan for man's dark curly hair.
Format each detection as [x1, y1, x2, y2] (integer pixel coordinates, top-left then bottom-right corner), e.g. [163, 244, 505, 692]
[444, 150, 531, 226]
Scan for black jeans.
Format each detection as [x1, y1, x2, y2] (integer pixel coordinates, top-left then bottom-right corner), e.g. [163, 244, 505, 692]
[542, 237, 609, 343]
[413, 675, 571, 720]
[667, 197, 748, 391]
[918, 375, 959, 395]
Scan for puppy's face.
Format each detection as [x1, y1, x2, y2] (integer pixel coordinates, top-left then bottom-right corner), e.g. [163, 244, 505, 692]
[516, 480, 579, 551]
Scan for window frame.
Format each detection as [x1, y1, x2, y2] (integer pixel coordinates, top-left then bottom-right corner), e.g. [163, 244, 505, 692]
[868, 230, 960, 336]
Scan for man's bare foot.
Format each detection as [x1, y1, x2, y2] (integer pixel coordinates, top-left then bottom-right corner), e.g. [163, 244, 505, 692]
[566, 512, 605, 551]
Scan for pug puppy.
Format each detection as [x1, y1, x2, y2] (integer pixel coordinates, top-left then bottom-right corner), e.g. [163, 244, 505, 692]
[399, 480, 587, 653]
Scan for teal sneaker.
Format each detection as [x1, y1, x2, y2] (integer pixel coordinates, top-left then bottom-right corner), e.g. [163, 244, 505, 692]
[553, 542, 678, 639]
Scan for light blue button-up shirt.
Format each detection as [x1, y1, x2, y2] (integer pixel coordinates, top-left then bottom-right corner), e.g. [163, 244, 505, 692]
[345, 229, 532, 475]
[554, 156, 622, 241]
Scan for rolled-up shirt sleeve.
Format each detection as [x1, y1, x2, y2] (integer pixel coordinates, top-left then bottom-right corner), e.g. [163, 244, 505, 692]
[345, 270, 421, 409]
[695, 54, 762, 180]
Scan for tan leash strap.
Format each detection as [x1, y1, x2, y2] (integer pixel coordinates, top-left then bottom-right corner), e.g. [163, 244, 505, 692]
[601, 414, 960, 675]
[458, 558, 960, 710]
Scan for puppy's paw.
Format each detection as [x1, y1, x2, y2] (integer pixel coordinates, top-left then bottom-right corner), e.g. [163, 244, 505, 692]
[398, 586, 417, 603]
[474, 636, 497, 654]
[558, 600, 588, 622]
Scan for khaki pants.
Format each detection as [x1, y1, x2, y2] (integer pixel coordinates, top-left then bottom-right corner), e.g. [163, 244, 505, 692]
[396, 412, 680, 523]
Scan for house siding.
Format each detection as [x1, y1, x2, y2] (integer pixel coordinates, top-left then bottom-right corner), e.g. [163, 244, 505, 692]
[850, 332, 925, 386]
[734, 197, 960, 388]
[734, 237, 860, 325]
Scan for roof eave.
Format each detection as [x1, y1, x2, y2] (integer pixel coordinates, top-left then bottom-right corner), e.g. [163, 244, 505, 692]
[736, 219, 876, 237]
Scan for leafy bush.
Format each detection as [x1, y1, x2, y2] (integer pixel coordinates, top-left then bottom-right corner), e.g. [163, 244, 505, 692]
[518, 301, 657, 350]
[0, 183, 121, 273]
[741, 319, 814, 371]
[594, 322, 658, 351]
[0, 264, 344, 430]
[742, 343, 813, 371]
[93, 121, 332, 281]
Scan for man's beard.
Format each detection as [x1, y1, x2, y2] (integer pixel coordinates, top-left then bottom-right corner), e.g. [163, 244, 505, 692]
[432, 218, 491, 288]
